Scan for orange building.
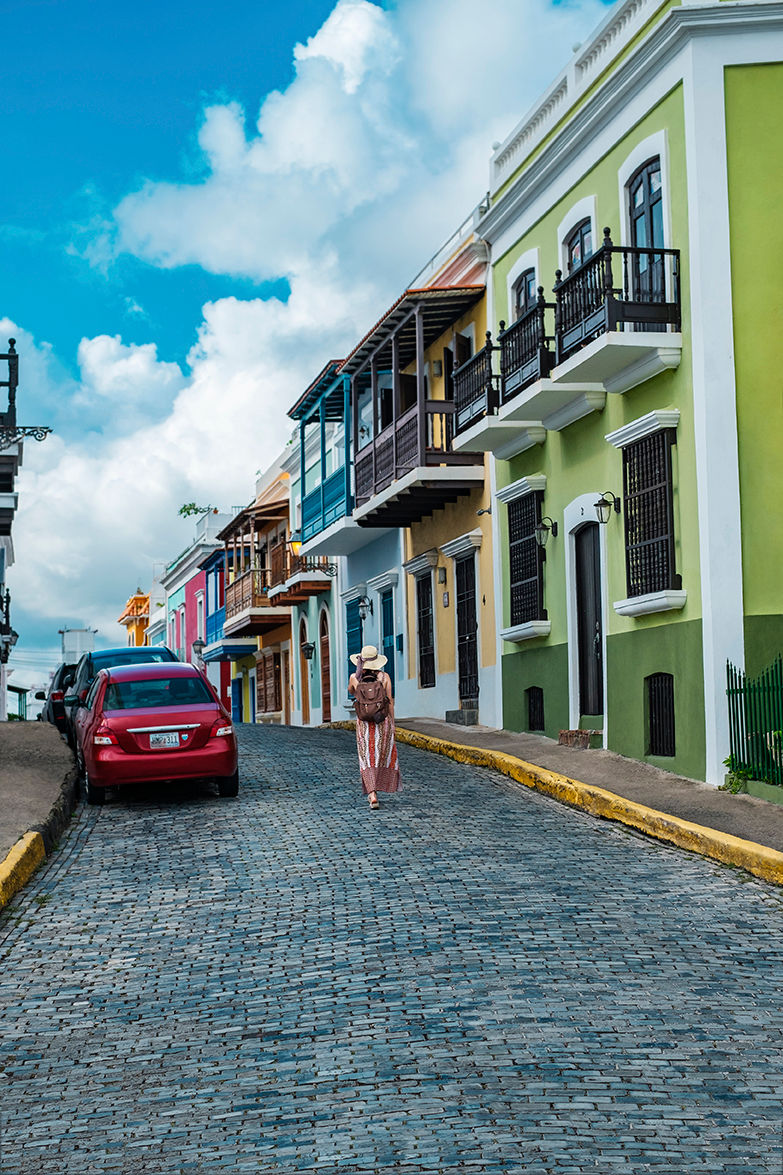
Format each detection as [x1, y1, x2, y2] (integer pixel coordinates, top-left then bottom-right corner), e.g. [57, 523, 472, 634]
[117, 590, 150, 647]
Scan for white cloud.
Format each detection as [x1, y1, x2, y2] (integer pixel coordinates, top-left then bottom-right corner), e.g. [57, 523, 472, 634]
[10, 0, 608, 658]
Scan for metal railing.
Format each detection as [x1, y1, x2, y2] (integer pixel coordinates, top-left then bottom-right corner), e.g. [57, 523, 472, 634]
[453, 332, 500, 435]
[726, 656, 783, 786]
[499, 290, 554, 403]
[554, 228, 681, 365]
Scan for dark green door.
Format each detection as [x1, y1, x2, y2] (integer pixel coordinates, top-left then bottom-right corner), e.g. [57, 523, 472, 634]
[381, 588, 395, 693]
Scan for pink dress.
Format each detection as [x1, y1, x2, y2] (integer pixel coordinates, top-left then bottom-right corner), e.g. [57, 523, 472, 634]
[353, 671, 401, 794]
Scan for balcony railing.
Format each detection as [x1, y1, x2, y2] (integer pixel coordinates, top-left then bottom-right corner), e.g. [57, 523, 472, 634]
[453, 333, 500, 436]
[301, 467, 349, 542]
[499, 290, 554, 404]
[354, 400, 476, 504]
[225, 569, 273, 618]
[270, 546, 334, 587]
[206, 606, 225, 645]
[554, 229, 681, 365]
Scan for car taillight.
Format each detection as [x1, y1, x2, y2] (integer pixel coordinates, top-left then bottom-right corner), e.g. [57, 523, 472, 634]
[51, 691, 64, 703]
[210, 718, 233, 738]
[93, 722, 118, 747]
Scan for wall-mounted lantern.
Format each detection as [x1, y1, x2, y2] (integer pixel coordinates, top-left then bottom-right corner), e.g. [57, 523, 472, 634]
[301, 641, 316, 660]
[594, 492, 622, 525]
[534, 517, 559, 548]
[357, 595, 373, 621]
[287, 531, 303, 558]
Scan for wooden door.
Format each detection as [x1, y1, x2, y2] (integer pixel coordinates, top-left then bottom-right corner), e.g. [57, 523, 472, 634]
[456, 554, 479, 703]
[320, 612, 331, 723]
[282, 650, 290, 724]
[299, 620, 310, 725]
[575, 523, 603, 717]
[381, 589, 395, 693]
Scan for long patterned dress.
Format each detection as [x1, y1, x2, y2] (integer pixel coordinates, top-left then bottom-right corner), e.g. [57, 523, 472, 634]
[354, 672, 401, 794]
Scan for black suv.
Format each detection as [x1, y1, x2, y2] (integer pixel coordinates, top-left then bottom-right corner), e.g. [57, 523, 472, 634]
[36, 662, 78, 734]
[64, 646, 178, 746]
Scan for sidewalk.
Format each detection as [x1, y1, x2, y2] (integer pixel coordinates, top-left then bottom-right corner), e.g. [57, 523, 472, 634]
[0, 723, 76, 907]
[395, 716, 783, 854]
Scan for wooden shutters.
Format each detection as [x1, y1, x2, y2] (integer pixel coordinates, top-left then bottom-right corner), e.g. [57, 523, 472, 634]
[508, 492, 546, 626]
[623, 430, 679, 598]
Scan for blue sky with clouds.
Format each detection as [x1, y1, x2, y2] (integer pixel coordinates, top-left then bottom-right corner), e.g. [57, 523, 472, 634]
[4, 0, 610, 685]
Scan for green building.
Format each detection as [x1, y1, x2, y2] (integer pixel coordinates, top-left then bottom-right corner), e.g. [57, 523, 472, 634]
[451, 0, 783, 783]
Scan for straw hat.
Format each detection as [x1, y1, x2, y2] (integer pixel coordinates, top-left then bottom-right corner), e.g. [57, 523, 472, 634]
[350, 644, 388, 670]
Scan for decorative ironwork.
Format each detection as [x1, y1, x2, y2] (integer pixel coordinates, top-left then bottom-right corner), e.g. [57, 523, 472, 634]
[553, 228, 680, 365]
[508, 492, 546, 627]
[416, 573, 435, 688]
[727, 656, 783, 787]
[526, 685, 545, 732]
[0, 588, 18, 664]
[499, 289, 554, 404]
[622, 429, 679, 598]
[647, 672, 675, 757]
[453, 332, 500, 435]
[0, 339, 51, 451]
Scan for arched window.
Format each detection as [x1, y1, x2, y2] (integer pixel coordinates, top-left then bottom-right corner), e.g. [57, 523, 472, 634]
[627, 157, 663, 250]
[566, 219, 593, 273]
[513, 268, 537, 319]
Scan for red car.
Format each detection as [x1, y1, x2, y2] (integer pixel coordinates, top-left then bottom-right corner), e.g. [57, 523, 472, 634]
[74, 663, 239, 805]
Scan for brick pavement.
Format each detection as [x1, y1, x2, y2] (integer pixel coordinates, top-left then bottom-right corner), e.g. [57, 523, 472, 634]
[1, 724, 782, 1173]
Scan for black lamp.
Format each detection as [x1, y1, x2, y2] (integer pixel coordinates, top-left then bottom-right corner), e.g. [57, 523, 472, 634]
[534, 517, 558, 548]
[594, 492, 621, 525]
[301, 641, 316, 660]
[357, 595, 373, 621]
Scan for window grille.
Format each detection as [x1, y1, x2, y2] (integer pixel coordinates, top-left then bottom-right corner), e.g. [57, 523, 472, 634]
[623, 429, 680, 598]
[508, 492, 546, 626]
[646, 672, 675, 756]
[526, 686, 545, 732]
[416, 574, 436, 688]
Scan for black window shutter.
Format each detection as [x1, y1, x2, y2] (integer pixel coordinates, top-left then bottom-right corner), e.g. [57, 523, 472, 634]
[508, 491, 546, 626]
[623, 429, 680, 597]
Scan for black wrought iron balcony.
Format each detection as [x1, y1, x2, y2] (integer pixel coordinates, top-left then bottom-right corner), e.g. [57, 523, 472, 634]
[499, 289, 555, 404]
[554, 228, 681, 366]
[453, 333, 500, 436]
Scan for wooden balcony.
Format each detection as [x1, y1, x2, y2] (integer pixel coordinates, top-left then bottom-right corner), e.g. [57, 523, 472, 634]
[353, 400, 483, 527]
[223, 569, 291, 637]
[268, 552, 335, 603]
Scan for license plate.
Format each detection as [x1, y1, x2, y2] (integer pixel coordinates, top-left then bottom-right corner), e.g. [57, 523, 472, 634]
[150, 732, 180, 749]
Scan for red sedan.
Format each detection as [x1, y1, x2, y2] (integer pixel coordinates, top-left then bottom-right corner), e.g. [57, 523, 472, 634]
[74, 662, 239, 805]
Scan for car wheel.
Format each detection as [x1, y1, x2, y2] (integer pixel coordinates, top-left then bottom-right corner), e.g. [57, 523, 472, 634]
[217, 771, 239, 798]
[79, 756, 105, 807]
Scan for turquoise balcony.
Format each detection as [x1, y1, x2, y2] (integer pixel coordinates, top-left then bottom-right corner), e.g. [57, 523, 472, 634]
[301, 467, 349, 543]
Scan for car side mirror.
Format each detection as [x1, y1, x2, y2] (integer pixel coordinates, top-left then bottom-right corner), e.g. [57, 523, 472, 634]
[65, 694, 82, 708]
[35, 691, 46, 701]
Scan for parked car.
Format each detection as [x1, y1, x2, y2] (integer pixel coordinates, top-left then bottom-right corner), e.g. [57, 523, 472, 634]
[64, 645, 178, 747]
[36, 662, 78, 734]
[73, 662, 239, 805]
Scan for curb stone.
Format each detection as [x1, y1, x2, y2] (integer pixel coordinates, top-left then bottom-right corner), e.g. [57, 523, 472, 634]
[0, 763, 79, 911]
[327, 720, 783, 886]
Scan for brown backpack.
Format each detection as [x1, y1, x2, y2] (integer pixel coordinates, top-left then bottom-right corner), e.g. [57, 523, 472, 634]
[354, 673, 389, 724]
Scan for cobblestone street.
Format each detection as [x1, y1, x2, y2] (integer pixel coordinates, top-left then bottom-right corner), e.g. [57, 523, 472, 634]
[1, 724, 782, 1173]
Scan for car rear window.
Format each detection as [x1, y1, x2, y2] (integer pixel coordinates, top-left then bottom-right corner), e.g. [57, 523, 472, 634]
[104, 677, 214, 710]
[92, 649, 174, 673]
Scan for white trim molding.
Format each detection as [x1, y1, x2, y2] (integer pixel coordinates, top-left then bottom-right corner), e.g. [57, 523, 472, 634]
[340, 580, 367, 602]
[403, 549, 439, 576]
[439, 530, 483, 560]
[496, 473, 547, 504]
[501, 620, 552, 643]
[563, 493, 609, 745]
[366, 569, 399, 592]
[605, 409, 680, 448]
[505, 247, 540, 323]
[613, 589, 687, 617]
[617, 128, 672, 249]
[556, 194, 598, 272]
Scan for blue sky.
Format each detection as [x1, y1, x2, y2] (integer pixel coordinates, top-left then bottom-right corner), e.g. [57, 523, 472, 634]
[4, 0, 609, 684]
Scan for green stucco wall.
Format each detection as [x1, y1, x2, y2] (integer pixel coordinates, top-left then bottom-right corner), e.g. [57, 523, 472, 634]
[501, 641, 569, 738]
[725, 64, 783, 634]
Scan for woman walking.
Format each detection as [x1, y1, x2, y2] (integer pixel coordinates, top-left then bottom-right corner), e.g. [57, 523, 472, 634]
[348, 644, 401, 809]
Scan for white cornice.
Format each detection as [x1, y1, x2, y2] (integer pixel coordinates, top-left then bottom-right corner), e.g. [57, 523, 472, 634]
[403, 550, 439, 576]
[605, 409, 680, 449]
[481, 4, 783, 244]
[366, 569, 399, 592]
[614, 589, 687, 616]
[340, 580, 367, 602]
[439, 529, 483, 560]
[495, 474, 547, 504]
[501, 620, 552, 643]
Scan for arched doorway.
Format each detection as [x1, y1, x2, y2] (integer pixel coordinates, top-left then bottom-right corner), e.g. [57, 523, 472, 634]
[320, 611, 331, 723]
[299, 619, 310, 725]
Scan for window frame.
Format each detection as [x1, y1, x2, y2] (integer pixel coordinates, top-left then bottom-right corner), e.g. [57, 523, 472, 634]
[415, 571, 436, 689]
[508, 490, 547, 628]
[622, 428, 680, 599]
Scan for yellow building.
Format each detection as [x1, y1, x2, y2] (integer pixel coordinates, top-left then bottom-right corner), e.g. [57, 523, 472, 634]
[117, 590, 150, 647]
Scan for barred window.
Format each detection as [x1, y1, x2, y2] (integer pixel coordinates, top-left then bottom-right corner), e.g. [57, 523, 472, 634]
[416, 573, 436, 688]
[646, 672, 675, 756]
[508, 492, 546, 626]
[526, 686, 545, 731]
[623, 429, 680, 598]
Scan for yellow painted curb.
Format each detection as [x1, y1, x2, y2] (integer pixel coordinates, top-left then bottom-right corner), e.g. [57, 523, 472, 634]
[0, 831, 46, 910]
[327, 720, 783, 886]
